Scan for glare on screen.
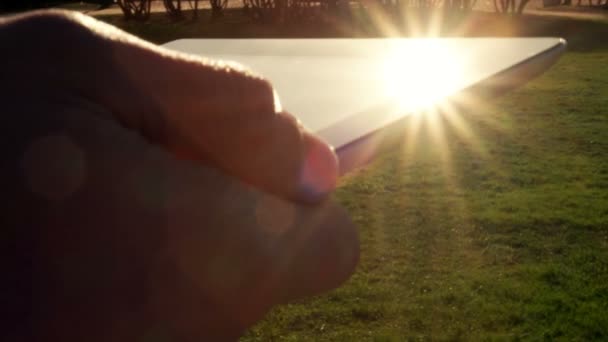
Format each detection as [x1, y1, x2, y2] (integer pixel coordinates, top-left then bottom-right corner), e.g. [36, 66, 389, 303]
[382, 40, 464, 112]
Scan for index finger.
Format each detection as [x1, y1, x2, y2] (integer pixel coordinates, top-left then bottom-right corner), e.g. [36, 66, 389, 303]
[4, 11, 338, 202]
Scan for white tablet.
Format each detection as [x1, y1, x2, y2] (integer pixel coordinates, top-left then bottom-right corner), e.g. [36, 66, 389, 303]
[163, 38, 566, 174]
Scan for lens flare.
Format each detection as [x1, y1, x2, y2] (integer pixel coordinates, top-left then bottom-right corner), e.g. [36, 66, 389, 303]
[382, 40, 464, 111]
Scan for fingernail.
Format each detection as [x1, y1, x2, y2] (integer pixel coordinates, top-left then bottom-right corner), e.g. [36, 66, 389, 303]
[298, 135, 339, 202]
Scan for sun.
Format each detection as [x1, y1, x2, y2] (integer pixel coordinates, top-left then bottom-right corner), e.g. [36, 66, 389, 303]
[382, 40, 464, 112]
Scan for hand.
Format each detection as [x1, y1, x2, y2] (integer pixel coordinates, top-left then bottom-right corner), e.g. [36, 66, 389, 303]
[1, 10, 359, 341]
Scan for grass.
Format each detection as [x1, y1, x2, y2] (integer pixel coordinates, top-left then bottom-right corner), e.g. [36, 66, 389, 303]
[99, 10, 608, 340]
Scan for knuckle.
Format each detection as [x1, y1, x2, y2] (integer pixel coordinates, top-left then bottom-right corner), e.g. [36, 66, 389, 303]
[7, 10, 87, 37]
[3, 10, 101, 62]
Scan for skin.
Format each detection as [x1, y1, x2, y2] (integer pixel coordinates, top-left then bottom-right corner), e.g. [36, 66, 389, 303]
[1, 10, 359, 341]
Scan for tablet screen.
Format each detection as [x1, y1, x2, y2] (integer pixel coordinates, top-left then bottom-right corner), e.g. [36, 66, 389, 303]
[164, 38, 563, 133]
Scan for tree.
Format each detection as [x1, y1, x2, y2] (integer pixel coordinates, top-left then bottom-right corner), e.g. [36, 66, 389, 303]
[117, 0, 152, 20]
[494, 0, 530, 14]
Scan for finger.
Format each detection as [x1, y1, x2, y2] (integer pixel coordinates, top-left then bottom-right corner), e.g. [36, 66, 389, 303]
[3, 10, 338, 203]
[12, 99, 358, 340]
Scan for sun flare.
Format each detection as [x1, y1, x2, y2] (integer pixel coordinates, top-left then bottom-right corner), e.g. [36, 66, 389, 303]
[382, 40, 464, 111]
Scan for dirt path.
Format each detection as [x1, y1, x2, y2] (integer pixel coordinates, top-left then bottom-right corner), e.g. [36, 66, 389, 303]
[61, 0, 244, 17]
[63, 0, 608, 21]
[527, 7, 608, 20]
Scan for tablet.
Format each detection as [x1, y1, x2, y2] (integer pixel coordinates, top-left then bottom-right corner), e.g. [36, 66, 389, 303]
[163, 38, 566, 174]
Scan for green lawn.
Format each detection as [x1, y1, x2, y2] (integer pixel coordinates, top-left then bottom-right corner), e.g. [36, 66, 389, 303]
[103, 11, 608, 340]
